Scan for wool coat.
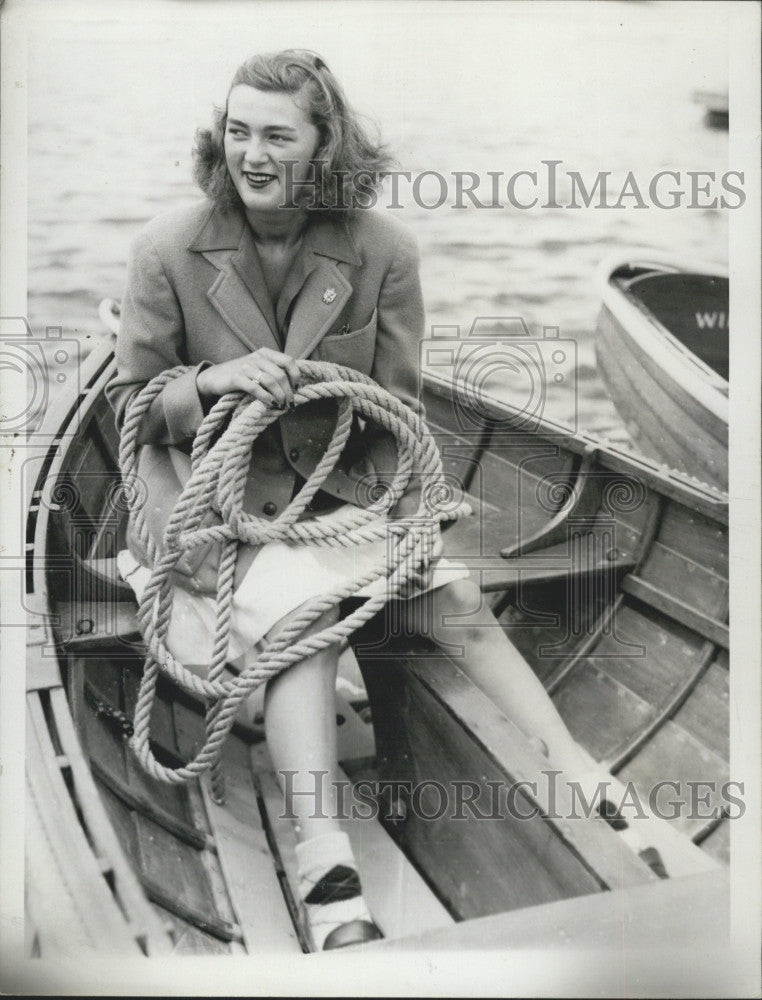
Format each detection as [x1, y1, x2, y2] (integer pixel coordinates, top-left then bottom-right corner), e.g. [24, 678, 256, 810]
[106, 199, 426, 590]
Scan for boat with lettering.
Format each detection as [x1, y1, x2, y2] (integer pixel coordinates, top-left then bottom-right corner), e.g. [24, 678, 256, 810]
[595, 256, 728, 490]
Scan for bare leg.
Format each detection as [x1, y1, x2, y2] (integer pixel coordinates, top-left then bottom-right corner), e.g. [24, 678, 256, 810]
[262, 605, 381, 945]
[263, 607, 343, 843]
[398, 578, 593, 777]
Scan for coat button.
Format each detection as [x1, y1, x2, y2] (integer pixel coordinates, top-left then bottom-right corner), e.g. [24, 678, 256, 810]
[263, 502, 277, 516]
[289, 448, 300, 462]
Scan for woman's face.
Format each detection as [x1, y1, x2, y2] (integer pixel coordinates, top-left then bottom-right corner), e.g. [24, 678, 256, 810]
[224, 84, 321, 214]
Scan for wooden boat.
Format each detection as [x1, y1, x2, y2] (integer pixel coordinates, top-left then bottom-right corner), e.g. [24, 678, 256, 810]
[595, 256, 729, 491]
[25, 303, 730, 970]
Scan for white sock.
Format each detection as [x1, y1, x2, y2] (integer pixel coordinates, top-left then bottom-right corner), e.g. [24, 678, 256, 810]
[295, 831, 373, 950]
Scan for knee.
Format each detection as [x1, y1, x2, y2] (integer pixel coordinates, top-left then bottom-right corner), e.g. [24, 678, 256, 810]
[434, 578, 484, 617]
[429, 578, 494, 644]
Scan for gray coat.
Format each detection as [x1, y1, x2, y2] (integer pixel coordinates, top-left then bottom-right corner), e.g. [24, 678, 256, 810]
[106, 199, 426, 589]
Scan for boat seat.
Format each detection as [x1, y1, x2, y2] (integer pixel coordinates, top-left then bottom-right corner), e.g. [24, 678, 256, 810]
[57, 600, 142, 653]
[442, 491, 636, 598]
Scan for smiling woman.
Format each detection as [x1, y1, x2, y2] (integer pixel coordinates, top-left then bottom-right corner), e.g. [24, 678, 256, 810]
[223, 86, 321, 212]
[193, 49, 394, 214]
[105, 47, 670, 954]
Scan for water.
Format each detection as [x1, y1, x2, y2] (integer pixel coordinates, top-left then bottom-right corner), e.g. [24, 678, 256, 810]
[27, 0, 729, 441]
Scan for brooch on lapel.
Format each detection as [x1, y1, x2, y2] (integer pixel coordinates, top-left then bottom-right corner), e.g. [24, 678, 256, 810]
[322, 287, 337, 304]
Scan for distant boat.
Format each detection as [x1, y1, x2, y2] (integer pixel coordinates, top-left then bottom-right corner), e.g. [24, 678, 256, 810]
[595, 256, 728, 491]
[692, 89, 729, 130]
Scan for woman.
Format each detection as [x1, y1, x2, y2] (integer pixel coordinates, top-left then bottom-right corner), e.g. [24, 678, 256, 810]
[108, 50, 658, 952]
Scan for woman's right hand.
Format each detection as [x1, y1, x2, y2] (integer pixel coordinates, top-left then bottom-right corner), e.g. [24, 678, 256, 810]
[196, 347, 301, 408]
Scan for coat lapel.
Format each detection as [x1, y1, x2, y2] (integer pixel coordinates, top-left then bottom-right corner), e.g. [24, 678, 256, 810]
[283, 257, 352, 360]
[188, 204, 361, 358]
[189, 205, 280, 353]
[283, 214, 361, 360]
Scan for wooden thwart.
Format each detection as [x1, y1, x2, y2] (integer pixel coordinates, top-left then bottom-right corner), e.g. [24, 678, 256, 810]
[198, 738, 302, 953]
[353, 626, 657, 922]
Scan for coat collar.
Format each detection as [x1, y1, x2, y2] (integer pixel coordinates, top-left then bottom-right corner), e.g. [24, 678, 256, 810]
[188, 202, 360, 358]
[188, 202, 362, 266]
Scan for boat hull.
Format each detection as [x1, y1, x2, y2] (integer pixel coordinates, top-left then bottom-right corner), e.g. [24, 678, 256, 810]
[595, 260, 728, 491]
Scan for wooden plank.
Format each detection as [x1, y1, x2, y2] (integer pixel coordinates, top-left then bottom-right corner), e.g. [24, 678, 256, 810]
[26, 695, 143, 954]
[622, 575, 729, 649]
[499, 586, 613, 687]
[163, 916, 232, 955]
[657, 501, 728, 575]
[26, 764, 109, 955]
[138, 874, 242, 944]
[58, 601, 142, 651]
[26, 654, 63, 693]
[369, 868, 729, 958]
[593, 602, 706, 706]
[606, 642, 716, 773]
[123, 746, 197, 827]
[480, 547, 636, 594]
[354, 627, 656, 920]
[80, 679, 130, 780]
[48, 687, 173, 953]
[673, 659, 729, 760]
[552, 661, 656, 762]
[618, 720, 729, 842]
[91, 757, 213, 852]
[133, 808, 238, 934]
[601, 325, 727, 488]
[637, 541, 729, 618]
[169, 704, 249, 949]
[198, 739, 301, 953]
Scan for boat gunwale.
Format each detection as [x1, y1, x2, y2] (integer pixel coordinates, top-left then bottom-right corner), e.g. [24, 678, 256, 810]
[422, 368, 728, 523]
[594, 256, 729, 416]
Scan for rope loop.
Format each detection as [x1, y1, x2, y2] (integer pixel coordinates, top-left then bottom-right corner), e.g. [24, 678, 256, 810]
[119, 360, 471, 787]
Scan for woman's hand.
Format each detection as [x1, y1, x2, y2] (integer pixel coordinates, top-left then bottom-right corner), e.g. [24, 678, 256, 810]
[196, 348, 301, 408]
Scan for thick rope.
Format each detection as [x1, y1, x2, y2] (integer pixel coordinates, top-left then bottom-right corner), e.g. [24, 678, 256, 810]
[119, 360, 471, 792]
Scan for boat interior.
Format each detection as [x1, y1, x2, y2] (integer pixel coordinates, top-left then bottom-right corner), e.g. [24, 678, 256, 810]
[25, 338, 730, 955]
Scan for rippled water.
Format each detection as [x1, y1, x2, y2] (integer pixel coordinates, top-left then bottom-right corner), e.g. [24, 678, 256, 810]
[27, 0, 729, 441]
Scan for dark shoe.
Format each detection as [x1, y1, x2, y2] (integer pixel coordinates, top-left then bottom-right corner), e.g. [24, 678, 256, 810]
[304, 864, 362, 905]
[322, 918, 384, 951]
[639, 846, 669, 879]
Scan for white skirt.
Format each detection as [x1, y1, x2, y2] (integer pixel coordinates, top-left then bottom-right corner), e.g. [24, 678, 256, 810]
[117, 502, 469, 673]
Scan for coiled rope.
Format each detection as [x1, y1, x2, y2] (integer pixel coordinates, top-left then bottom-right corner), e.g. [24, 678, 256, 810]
[119, 359, 470, 802]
